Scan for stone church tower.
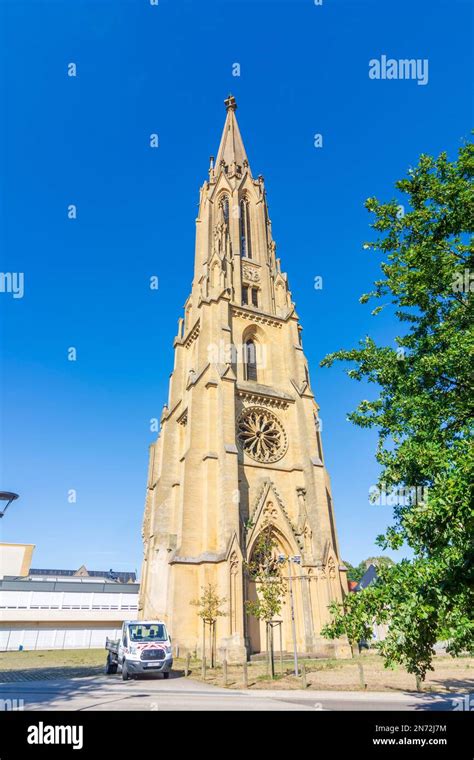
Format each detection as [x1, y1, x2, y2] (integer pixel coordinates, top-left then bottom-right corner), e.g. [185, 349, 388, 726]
[139, 96, 349, 660]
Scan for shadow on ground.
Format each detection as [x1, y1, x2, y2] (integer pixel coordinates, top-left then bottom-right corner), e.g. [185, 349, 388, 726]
[0, 669, 189, 710]
[0, 667, 186, 683]
[0, 666, 104, 682]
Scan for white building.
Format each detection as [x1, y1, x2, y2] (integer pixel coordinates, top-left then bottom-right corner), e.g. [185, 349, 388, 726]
[0, 544, 139, 651]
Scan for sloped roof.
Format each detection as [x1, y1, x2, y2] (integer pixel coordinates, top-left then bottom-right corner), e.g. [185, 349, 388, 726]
[355, 564, 378, 591]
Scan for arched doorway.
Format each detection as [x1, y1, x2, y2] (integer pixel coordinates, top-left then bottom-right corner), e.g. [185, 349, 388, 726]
[246, 520, 303, 655]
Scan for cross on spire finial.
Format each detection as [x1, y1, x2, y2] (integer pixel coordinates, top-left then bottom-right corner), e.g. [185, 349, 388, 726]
[224, 94, 237, 111]
[214, 95, 248, 177]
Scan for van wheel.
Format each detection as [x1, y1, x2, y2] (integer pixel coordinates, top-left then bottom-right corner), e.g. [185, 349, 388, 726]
[163, 672, 170, 680]
[122, 661, 129, 681]
[105, 655, 118, 675]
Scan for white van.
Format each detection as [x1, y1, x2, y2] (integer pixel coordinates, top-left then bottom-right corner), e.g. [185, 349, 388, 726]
[105, 620, 173, 680]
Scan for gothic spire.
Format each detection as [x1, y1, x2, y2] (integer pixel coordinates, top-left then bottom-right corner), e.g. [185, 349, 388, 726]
[214, 95, 250, 177]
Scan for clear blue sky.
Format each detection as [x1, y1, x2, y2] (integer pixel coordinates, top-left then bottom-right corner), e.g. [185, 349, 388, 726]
[0, 0, 472, 576]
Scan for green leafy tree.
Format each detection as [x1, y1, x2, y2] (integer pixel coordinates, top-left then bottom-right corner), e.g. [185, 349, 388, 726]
[321, 142, 474, 679]
[245, 523, 287, 678]
[190, 583, 227, 668]
[344, 556, 396, 583]
[364, 556, 395, 572]
[343, 560, 365, 583]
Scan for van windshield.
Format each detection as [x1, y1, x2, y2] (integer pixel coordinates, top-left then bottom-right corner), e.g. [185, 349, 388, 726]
[128, 623, 167, 642]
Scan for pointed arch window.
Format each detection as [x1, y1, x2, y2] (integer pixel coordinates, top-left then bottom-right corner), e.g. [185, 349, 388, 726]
[220, 195, 229, 223]
[244, 340, 257, 381]
[240, 198, 252, 259]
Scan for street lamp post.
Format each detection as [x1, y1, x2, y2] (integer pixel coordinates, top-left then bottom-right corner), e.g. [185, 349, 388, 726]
[0, 492, 19, 519]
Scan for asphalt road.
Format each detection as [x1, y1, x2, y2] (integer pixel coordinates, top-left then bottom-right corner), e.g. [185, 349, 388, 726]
[0, 673, 463, 711]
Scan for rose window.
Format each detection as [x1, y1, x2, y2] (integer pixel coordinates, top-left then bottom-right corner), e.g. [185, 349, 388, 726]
[237, 407, 287, 463]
